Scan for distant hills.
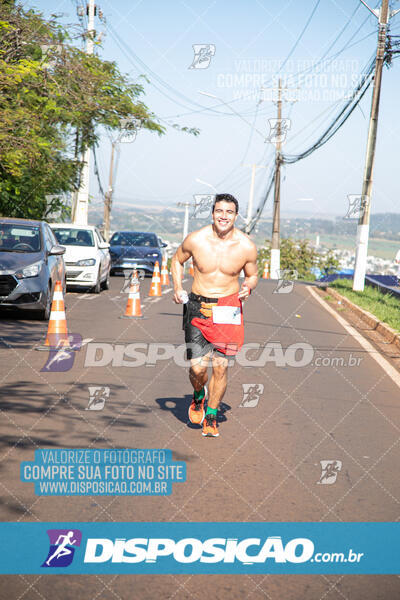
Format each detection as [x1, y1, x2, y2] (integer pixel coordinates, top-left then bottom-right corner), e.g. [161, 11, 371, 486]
[90, 203, 400, 242]
[279, 214, 400, 241]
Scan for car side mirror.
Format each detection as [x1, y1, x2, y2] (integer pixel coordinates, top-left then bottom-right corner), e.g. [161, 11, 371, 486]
[161, 242, 168, 248]
[99, 242, 110, 249]
[49, 245, 66, 256]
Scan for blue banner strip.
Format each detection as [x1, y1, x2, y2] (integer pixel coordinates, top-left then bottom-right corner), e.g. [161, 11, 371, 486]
[0, 522, 398, 574]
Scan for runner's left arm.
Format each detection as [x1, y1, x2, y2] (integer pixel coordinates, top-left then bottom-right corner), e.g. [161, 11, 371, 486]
[239, 244, 258, 300]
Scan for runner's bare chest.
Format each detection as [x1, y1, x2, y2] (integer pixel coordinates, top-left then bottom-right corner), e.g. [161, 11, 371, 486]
[193, 237, 246, 277]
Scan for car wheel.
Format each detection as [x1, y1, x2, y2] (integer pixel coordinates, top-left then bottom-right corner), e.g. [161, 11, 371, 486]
[37, 284, 52, 321]
[92, 270, 101, 294]
[101, 269, 110, 290]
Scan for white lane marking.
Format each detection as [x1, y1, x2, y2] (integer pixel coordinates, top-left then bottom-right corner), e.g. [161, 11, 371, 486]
[308, 286, 400, 389]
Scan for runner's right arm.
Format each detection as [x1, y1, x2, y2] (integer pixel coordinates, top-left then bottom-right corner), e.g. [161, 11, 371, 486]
[171, 235, 193, 303]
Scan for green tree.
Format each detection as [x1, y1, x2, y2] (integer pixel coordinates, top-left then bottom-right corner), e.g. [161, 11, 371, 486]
[0, 2, 167, 219]
[257, 238, 339, 280]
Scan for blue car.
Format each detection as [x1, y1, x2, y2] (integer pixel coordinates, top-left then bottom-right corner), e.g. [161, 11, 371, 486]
[109, 231, 167, 275]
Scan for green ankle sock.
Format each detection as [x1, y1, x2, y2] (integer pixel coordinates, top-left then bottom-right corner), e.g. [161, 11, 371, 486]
[194, 388, 205, 401]
[205, 406, 217, 417]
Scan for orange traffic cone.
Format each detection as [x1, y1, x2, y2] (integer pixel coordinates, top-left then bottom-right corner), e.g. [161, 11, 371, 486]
[36, 281, 70, 350]
[189, 258, 194, 277]
[149, 261, 162, 297]
[160, 256, 170, 286]
[262, 261, 270, 279]
[120, 270, 143, 318]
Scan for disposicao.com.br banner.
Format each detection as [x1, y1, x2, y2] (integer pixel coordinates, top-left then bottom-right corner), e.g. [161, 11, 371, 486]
[0, 522, 398, 574]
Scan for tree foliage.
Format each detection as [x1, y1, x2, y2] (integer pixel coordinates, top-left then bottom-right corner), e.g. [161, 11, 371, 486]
[257, 238, 340, 280]
[0, 2, 165, 219]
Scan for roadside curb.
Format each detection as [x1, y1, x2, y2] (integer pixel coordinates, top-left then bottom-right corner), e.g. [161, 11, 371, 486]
[318, 285, 400, 351]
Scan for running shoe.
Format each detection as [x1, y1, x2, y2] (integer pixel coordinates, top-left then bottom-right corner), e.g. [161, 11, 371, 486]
[202, 413, 219, 437]
[188, 386, 207, 425]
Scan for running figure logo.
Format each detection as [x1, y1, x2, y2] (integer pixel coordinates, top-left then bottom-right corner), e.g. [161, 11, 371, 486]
[344, 195, 369, 220]
[274, 269, 298, 294]
[42, 529, 82, 567]
[86, 386, 110, 410]
[188, 44, 216, 69]
[121, 269, 145, 292]
[192, 194, 214, 218]
[40, 334, 84, 373]
[239, 384, 264, 408]
[266, 118, 291, 144]
[317, 460, 342, 485]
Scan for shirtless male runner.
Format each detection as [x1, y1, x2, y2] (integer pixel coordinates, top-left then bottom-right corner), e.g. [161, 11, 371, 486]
[171, 193, 258, 437]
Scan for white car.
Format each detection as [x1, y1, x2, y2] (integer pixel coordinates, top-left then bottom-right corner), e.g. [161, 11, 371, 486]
[50, 224, 111, 293]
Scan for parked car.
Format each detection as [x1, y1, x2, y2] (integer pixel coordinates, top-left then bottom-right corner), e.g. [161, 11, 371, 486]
[50, 224, 111, 293]
[109, 231, 167, 275]
[0, 217, 66, 320]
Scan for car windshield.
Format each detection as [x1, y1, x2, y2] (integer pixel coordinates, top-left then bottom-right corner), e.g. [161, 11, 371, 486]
[53, 228, 94, 247]
[110, 232, 158, 247]
[0, 224, 41, 252]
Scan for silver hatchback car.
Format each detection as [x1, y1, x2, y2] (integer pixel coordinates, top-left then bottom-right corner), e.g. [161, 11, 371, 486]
[0, 218, 66, 320]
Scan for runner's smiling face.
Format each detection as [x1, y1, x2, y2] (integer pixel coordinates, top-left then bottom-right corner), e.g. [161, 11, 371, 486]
[212, 201, 238, 234]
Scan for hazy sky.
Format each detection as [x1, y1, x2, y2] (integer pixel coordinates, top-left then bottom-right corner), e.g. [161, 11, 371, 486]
[35, 0, 400, 219]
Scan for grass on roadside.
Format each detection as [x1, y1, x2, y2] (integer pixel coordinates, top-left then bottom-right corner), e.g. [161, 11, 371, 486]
[329, 278, 400, 333]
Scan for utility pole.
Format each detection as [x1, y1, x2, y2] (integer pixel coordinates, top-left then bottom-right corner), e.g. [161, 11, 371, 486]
[177, 201, 191, 241]
[260, 78, 297, 278]
[270, 78, 283, 280]
[177, 201, 193, 275]
[353, 0, 396, 291]
[101, 119, 140, 240]
[72, 0, 96, 225]
[243, 164, 267, 234]
[103, 140, 117, 241]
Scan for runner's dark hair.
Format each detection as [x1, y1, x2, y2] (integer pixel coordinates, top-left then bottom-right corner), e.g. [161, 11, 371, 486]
[212, 193, 239, 214]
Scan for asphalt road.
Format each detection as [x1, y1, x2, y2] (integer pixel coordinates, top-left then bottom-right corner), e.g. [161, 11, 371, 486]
[0, 276, 400, 599]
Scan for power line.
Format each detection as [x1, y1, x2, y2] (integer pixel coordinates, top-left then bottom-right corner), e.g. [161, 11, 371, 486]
[106, 3, 375, 123]
[277, 0, 322, 74]
[92, 147, 105, 198]
[281, 56, 376, 164]
[107, 23, 248, 119]
[245, 49, 381, 233]
[284, 50, 375, 153]
[247, 167, 276, 233]
[162, 24, 377, 121]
